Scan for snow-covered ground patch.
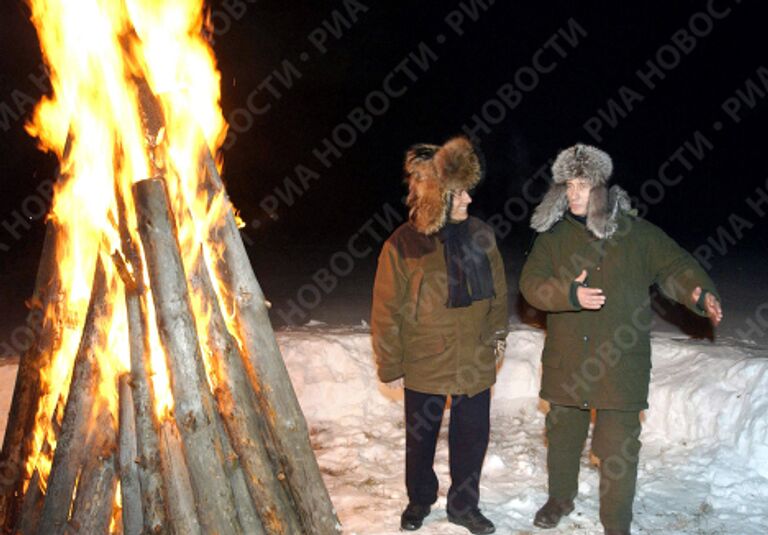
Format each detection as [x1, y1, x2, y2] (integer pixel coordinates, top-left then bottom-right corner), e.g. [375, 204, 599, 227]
[0, 326, 766, 534]
[279, 324, 768, 535]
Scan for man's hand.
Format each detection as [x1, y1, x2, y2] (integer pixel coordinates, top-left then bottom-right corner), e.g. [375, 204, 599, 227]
[692, 286, 723, 327]
[383, 378, 404, 390]
[575, 270, 606, 310]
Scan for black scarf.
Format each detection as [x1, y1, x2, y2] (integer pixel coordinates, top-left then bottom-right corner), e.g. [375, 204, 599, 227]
[438, 220, 495, 308]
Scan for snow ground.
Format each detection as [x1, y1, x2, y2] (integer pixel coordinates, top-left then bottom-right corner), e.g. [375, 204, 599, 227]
[1, 324, 766, 534]
[281, 324, 768, 535]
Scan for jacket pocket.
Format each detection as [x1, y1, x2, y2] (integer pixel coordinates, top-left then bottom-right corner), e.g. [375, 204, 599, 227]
[408, 270, 424, 323]
[406, 336, 446, 362]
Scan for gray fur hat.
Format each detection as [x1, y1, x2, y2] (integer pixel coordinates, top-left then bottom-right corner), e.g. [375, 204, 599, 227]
[531, 143, 632, 239]
[404, 136, 481, 234]
[551, 143, 613, 185]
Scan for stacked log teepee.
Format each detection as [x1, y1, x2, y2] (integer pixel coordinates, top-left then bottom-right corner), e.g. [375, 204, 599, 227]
[0, 84, 340, 535]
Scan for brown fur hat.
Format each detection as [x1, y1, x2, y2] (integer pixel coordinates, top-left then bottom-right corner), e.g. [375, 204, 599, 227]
[404, 136, 481, 234]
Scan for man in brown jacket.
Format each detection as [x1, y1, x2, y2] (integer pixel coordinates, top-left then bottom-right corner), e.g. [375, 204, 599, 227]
[520, 144, 723, 535]
[371, 136, 508, 534]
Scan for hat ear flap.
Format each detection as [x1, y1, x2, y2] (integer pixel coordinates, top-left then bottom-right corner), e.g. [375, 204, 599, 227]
[586, 185, 609, 238]
[407, 173, 446, 234]
[530, 184, 568, 232]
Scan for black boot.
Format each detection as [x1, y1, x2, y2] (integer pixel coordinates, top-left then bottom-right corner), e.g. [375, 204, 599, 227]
[447, 508, 495, 534]
[604, 529, 631, 535]
[400, 503, 431, 531]
[533, 497, 575, 528]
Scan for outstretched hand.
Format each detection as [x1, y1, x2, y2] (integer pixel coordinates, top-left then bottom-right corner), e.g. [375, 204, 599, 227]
[692, 286, 723, 327]
[575, 270, 606, 310]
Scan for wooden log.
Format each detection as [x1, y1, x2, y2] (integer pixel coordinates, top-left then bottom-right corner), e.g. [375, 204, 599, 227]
[211, 407, 264, 535]
[0, 222, 61, 532]
[36, 258, 109, 535]
[144, 170, 265, 532]
[13, 470, 43, 535]
[126, 296, 170, 535]
[158, 419, 200, 535]
[157, 202, 264, 530]
[14, 409, 57, 535]
[0, 133, 73, 531]
[190, 254, 296, 534]
[202, 152, 340, 533]
[118, 374, 143, 535]
[114, 177, 169, 534]
[133, 178, 241, 535]
[66, 407, 117, 535]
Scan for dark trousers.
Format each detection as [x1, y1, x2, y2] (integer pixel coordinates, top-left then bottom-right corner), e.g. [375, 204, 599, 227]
[546, 404, 642, 531]
[404, 388, 491, 515]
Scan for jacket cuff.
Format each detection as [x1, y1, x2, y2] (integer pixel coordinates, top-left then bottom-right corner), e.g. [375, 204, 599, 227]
[378, 363, 404, 383]
[569, 281, 583, 310]
[695, 289, 710, 312]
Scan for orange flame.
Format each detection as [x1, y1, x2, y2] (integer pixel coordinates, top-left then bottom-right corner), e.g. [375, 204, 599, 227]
[24, 0, 230, 490]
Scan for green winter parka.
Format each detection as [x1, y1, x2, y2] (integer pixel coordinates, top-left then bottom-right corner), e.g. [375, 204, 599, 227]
[520, 213, 719, 411]
[372, 218, 508, 397]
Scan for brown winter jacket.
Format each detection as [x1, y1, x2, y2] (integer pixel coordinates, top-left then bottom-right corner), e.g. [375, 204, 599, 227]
[371, 217, 508, 397]
[520, 213, 719, 410]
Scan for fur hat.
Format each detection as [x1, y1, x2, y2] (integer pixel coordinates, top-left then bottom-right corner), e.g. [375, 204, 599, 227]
[404, 136, 481, 234]
[551, 143, 613, 186]
[531, 143, 632, 239]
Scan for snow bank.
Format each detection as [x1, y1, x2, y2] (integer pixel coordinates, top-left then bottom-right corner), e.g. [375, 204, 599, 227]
[644, 337, 768, 478]
[280, 326, 768, 470]
[0, 326, 765, 533]
[277, 325, 768, 534]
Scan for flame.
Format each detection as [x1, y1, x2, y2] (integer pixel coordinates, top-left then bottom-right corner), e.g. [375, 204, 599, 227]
[24, 0, 230, 495]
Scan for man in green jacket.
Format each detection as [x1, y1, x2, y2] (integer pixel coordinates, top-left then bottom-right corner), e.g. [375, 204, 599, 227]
[372, 136, 508, 534]
[519, 144, 723, 535]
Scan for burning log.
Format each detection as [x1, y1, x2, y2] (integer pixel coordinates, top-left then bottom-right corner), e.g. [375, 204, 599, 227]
[191, 253, 298, 534]
[114, 173, 169, 534]
[158, 418, 200, 534]
[14, 403, 61, 535]
[0, 133, 73, 531]
[36, 258, 109, 534]
[67, 406, 118, 535]
[14, 471, 43, 535]
[0, 223, 61, 531]
[11, 2, 340, 529]
[202, 153, 341, 533]
[212, 410, 265, 535]
[117, 375, 142, 535]
[133, 178, 240, 534]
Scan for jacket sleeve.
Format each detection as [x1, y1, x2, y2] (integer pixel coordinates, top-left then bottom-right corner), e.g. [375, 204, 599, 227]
[647, 225, 720, 317]
[519, 233, 581, 312]
[482, 236, 509, 344]
[371, 241, 407, 382]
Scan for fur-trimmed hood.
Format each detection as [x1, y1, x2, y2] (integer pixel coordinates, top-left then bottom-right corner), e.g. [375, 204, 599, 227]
[531, 143, 633, 239]
[404, 136, 481, 235]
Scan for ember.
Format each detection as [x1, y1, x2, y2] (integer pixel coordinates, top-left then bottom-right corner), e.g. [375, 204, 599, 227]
[0, 0, 339, 533]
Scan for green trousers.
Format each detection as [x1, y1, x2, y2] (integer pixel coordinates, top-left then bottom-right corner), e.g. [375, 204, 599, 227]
[545, 404, 642, 531]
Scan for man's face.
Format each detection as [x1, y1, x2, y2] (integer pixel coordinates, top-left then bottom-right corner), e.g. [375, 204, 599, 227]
[450, 189, 472, 222]
[566, 178, 591, 216]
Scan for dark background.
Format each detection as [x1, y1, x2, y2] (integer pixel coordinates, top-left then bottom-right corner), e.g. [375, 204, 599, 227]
[1, 1, 766, 346]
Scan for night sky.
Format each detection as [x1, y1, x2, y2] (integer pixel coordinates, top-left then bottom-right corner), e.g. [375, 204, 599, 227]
[0, 1, 766, 334]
